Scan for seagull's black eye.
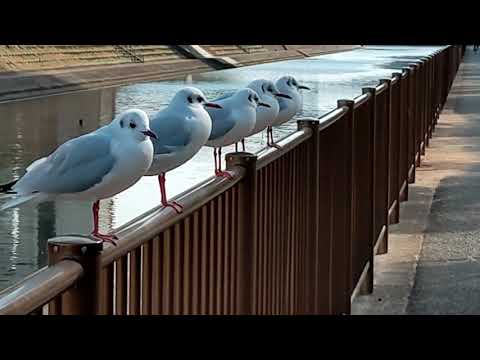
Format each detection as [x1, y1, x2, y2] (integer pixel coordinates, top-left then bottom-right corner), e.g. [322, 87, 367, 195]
[197, 96, 203, 103]
[129, 122, 136, 129]
[188, 96, 193, 104]
[268, 87, 273, 92]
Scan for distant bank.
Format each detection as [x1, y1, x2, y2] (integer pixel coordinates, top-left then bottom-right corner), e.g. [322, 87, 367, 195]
[0, 45, 359, 103]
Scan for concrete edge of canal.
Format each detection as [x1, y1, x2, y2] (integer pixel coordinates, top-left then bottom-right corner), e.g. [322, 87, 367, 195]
[0, 45, 360, 103]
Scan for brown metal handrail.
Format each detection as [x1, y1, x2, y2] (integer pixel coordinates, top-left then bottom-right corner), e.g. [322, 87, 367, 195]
[353, 92, 371, 109]
[101, 167, 246, 265]
[256, 127, 311, 169]
[318, 107, 349, 130]
[375, 82, 389, 95]
[0, 260, 83, 315]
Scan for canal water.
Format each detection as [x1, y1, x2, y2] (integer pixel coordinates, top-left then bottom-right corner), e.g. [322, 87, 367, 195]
[0, 45, 444, 290]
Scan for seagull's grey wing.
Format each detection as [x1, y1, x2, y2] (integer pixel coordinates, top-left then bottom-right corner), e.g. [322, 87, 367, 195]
[150, 109, 193, 155]
[206, 107, 236, 141]
[16, 133, 116, 194]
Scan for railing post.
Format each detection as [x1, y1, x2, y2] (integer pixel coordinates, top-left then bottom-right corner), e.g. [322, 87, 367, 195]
[226, 152, 257, 315]
[297, 119, 322, 314]
[361, 87, 376, 295]
[378, 78, 392, 253]
[392, 72, 403, 223]
[403, 66, 416, 185]
[47, 236, 102, 315]
[408, 62, 422, 169]
[421, 56, 433, 148]
[336, 100, 355, 314]
[395, 70, 409, 203]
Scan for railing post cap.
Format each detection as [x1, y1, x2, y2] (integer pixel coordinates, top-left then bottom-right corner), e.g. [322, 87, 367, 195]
[48, 236, 103, 247]
[48, 236, 103, 265]
[226, 152, 257, 168]
[362, 87, 376, 94]
[297, 118, 320, 129]
[338, 99, 354, 107]
[379, 78, 392, 84]
[392, 72, 403, 78]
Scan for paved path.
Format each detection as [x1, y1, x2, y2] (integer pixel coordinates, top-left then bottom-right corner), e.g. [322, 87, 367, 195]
[352, 47, 480, 315]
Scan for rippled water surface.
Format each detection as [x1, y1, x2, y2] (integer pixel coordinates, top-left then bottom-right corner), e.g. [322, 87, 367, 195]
[0, 45, 444, 290]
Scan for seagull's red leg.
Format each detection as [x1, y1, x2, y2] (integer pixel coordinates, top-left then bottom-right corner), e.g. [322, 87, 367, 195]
[158, 173, 183, 214]
[215, 146, 233, 179]
[267, 127, 281, 150]
[213, 148, 219, 174]
[90, 200, 118, 245]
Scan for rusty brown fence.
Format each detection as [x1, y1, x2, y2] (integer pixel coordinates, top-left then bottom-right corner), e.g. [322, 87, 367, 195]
[0, 45, 463, 315]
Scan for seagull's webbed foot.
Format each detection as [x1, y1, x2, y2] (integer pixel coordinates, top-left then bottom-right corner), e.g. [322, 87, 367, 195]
[267, 142, 282, 150]
[215, 170, 234, 180]
[91, 232, 118, 246]
[161, 201, 183, 214]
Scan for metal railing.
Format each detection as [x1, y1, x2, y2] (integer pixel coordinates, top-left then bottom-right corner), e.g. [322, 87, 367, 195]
[0, 45, 464, 315]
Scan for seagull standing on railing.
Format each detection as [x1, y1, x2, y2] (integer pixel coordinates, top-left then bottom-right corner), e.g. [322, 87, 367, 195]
[0, 109, 157, 245]
[206, 88, 270, 178]
[271, 76, 310, 146]
[247, 79, 292, 150]
[212, 80, 291, 151]
[146, 87, 219, 214]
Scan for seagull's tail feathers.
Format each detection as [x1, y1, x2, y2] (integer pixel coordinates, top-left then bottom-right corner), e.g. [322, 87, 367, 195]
[0, 179, 18, 194]
[0, 193, 44, 211]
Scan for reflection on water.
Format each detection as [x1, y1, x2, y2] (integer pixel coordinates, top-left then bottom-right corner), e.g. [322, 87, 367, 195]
[0, 89, 116, 289]
[0, 46, 444, 290]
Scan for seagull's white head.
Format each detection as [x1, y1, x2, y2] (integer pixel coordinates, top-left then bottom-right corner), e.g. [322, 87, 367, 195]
[113, 109, 158, 143]
[248, 79, 293, 101]
[234, 88, 271, 109]
[276, 76, 311, 94]
[171, 87, 222, 110]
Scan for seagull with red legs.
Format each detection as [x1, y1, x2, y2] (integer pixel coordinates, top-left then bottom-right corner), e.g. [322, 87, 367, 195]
[146, 87, 219, 214]
[0, 109, 157, 246]
[247, 79, 292, 150]
[205, 88, 270, 179]
[214, 80, 292, 151]
[271, 76, 310, 146]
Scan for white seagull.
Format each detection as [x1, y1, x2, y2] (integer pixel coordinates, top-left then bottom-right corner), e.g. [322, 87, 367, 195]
[272, 76, 310, 145]
[213, 80, 290, 151]
[206, 88, 270, 178]
[146, 87, 220, 214]
[247, 79, 292, 149]
[0, 109, 157, 245]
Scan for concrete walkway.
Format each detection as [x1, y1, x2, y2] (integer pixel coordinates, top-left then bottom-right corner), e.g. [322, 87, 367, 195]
[352, 47, 480, 315]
